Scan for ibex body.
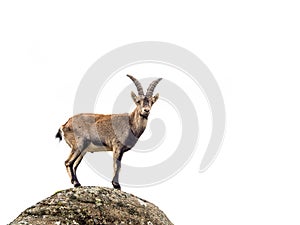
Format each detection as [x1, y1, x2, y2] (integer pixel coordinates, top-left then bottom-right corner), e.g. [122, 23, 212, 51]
[56, 75, 162, 190]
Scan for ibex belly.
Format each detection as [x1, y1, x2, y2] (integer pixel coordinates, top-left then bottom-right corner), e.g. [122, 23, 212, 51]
[85, 142, 111, 153]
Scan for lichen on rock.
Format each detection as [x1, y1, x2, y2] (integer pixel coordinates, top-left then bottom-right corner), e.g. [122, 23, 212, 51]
[10, 186, 173, 225]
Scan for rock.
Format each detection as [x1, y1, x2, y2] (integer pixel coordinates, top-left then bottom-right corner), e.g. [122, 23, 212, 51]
[9, 186, 173, 225]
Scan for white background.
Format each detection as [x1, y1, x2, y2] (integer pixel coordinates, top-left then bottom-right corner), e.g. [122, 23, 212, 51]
[1, 1, 300, 224]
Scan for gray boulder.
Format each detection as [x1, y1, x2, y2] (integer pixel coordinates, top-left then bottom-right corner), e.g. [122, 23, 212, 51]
[10, 186, 173, 225]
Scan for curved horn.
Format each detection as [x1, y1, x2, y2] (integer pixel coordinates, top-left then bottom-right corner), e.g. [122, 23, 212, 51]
[127, 75, 144, 96]
[146, 78, 162, 97]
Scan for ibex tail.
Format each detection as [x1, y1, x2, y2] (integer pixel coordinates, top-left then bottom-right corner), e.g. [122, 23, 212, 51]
[55, 128, 62, 141]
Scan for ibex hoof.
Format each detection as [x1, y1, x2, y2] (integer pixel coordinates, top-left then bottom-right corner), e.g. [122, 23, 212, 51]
[73, 182, 81, 188]
[112, 181, 121, 190]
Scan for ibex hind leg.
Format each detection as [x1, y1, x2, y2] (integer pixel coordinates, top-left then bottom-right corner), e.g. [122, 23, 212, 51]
[65, 150, 82, 187]
[72, 149, 87, 185]
[65, 140, 89, 187]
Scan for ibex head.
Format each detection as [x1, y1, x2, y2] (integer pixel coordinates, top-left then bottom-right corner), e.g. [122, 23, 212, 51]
[127, 75, 162, 119]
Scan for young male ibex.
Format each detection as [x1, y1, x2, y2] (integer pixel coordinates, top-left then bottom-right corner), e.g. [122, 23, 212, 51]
[56, 75, 162, 190]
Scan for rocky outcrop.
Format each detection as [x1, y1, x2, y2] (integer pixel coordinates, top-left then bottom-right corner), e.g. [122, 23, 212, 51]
[10, 186, 173, 225]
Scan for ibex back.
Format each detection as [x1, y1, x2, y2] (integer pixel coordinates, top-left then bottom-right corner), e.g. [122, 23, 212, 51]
[56, 75, 162, 190]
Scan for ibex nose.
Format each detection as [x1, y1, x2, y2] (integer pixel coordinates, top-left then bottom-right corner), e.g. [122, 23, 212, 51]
[143, 108, 150, 113]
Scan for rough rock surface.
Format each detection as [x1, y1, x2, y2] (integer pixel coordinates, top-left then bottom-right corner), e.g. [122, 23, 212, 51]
[10, 186, 173, 225]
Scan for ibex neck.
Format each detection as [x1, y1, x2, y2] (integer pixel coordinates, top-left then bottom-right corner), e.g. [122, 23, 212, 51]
[129, 108, 148, 138]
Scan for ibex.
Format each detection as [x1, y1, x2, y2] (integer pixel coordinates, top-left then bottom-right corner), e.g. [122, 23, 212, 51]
[56, 75, 162, 190]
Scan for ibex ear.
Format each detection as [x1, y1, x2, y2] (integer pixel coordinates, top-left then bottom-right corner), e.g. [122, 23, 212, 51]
[152, 93, 159, 104]
[131, 91, 139, 104]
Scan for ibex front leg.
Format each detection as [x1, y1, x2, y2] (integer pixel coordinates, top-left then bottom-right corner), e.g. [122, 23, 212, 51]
[112, 147, 124, 190]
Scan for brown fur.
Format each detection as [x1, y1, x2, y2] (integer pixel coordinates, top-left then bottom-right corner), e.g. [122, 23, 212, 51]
[57, 75, 162, 189]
